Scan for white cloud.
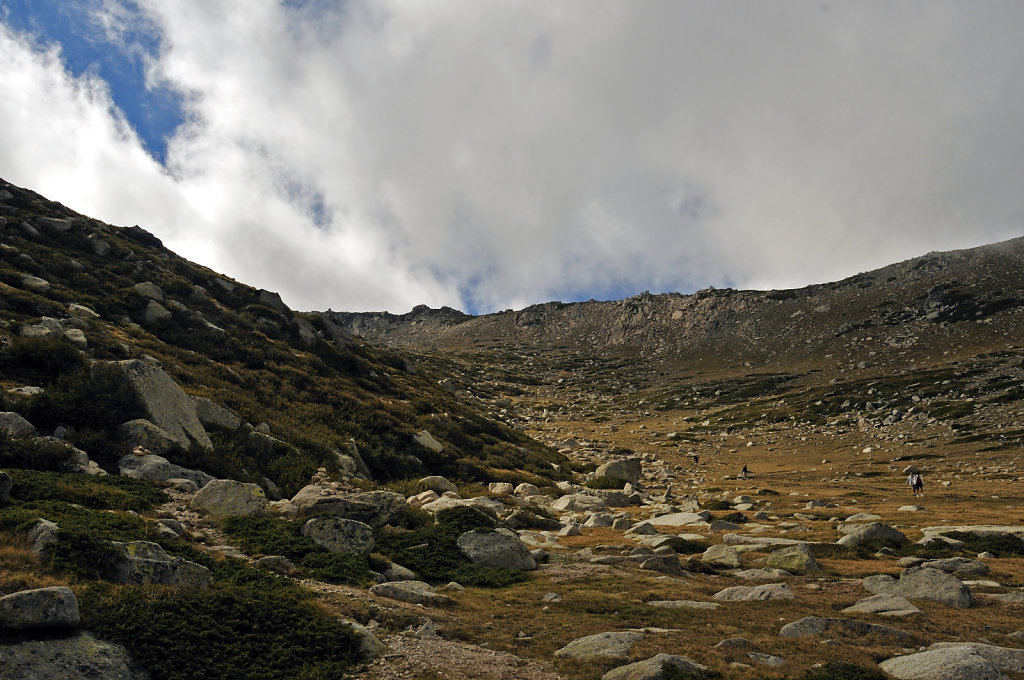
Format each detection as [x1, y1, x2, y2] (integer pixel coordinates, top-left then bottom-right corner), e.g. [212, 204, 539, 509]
[2, 2, 1023, 313]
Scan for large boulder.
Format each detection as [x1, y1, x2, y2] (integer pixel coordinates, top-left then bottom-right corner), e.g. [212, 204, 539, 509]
[554, 631, 644, 660]
[369, 580, 453, 607]
[111, 360, 212, 451]
[880, 642, 1024, 680]
[863, 567, 973, 608]
[190, 480, 267, 517]
[602, 653, 709, 680]
[779, 616, 913, 642]
[702, 544, 741, 568]
[291, 488, 405, 527]
[0, 632, 145, 680]
[118, 419, 178, 455]
[0, 587, 79, 631]
[766, 544, 820, 574]
[189, 397, 242, 431]
[837, 521, 908, 547]
[842, 593, 922, 617]
[118, 452, 214, 489]
[457, 528, 537, 571]
[301, 516, 374, 557]
[107, 541, 213, 588]
[594, 458, 642, 485]
[0, 411, 36, 438]
[551, 494, 609, 513]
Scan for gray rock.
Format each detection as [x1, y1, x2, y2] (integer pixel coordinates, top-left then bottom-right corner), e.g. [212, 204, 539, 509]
[302, 516, 374, 557]
[118, 419, 178, 455]
[0, 587, 79, 631]
[765, 544, 820, 574]
[369, 580, 453, 607]
[594, 458, 642, 485]
[0, 632, 145, 680]
[647, 600, 720, 610]
[837, 521, 909, 547]
[921, 557, 989, 576]
[0, 411, 37, 438]
[551, 493, 609, 513]
[118, 452, 214, 488]
[110, 360, 212, 451]
[640, 555, 684, 575]
[554, 631, 644, 660]
[779, 616, 913, 642]
[637, 511, 710, 528]
[729, 567, 792, 581]
[291, 487, 406, 526]
[383, 562, 417, 582]
[134, 281, 164, 301]
[0, 471, 10, 505]
[703, 544, 741, 568]
[347, 621, 385, 659]
[20, 274, 51, 293]
[880, 642, 1024, 680]
[108, 541, 212, 588]
[190, 479, 267, 517]
[26, 518, 59, 554]
[602, 653, 709, 680]
[749, 652, 785, 667]
[414, 430, 444, 453]
[258, 289, 290, 315]
[712, 583, 795, 602]
[67, 303, 99, 319]
[457, 528, 537, 570]
[842, 593, 922, 617]
[189, 396, 242, 431]
[863, 567, 973, 608]
[142, 300, 172, 325]
[419, 475, 458, 494]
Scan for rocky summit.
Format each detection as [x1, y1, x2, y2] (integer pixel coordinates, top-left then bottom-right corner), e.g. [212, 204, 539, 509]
[2, 176, 1024, 679]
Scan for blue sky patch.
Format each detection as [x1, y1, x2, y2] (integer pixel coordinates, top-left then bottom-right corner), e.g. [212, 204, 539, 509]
[1, 0, 184, 164]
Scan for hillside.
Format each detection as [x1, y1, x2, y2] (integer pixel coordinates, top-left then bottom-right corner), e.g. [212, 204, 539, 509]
[4, 176, 1024, 680]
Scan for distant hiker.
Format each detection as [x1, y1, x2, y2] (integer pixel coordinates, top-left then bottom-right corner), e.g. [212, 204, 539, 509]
[740, 464, 748, 479]
[693, 455, 699, 465]
[912, 472, 924, 497]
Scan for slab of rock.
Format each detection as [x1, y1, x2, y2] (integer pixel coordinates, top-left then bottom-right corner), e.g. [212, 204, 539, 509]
[921, 557, 989, 576]
[301, 516, 374, 557]
[111, 360, 212, 451]
[26, 518, 59, 554]
[551, 493, 609, 513]
[118, 452, 214, 488]
[594, 458, 642, 485]
[713, 583, 795, 602]
[703, 544, 741, 568]
[420, 475, 458, 494]
[837, 521, 908, 546]
[880, 642, 1024, 680]
[640, 555, 684, 575]
[413, 430, 444, 453]
[553, 631, 644, 660]
[779, 616, 913, 642]
[842, 593, 922, 617]
[291, 488, 406, 526]
[457, 528, 537, 571]
[189, 396, 242, 431]
[369, 580, 453, 607]
[0, 411, 36, 438]
[766, 544, 820, 574]
[420, 495, 505, 514]
[118, 419, 178, 455]
[638, 511, 710, 528]
[647, 600, 720, 610]
[0, 587, 79, 631]
[108, 541, 212, 588]
[722, 534, 804, 547]
[863, 567, 973, 608]
[190, 479, 267, 517]
[729, 568, 792, 581]
[602, 653, 709, 680]
[0, 632, 145, 680]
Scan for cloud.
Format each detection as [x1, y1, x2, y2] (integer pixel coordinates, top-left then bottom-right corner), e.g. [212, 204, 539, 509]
[2, 1, 1024, 313]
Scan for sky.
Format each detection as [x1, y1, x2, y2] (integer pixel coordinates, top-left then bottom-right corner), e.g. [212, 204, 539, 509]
[1, 1, 1022, 315]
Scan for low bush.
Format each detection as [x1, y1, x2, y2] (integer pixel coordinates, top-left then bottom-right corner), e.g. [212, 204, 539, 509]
[585, 476, 627, 490]
[700, 499, 732, 511]
[945, 531, 1024, 557]
[221, 515, 372, 585]
[78, 578, 364, 680]
[797, 661, 887, 680]
[0, 335, 84, 384]
[5, 468, 166, 511]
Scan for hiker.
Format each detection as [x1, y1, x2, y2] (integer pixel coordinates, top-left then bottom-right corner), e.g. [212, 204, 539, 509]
[693, 454, 699, 465]
[913, 472, 924, 497]
[740, 464, 748, 479]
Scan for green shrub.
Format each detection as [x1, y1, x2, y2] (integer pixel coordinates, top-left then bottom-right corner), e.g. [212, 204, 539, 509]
[717, 511, 748, 524]
[945, 531, 1024, 557]
[701, 499, 732, 511]
[0, 335, 84, 384]
[221, 515, 372, 586]
[5, 469, 166, 511]
[374, 506, 525, 587]
[78, 579, 364, 680]
[797, 661, 887, 680]
[0, 433, 80, 472]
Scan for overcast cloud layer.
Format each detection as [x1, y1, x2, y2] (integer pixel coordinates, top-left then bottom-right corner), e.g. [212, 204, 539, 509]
[2, 1, 1023, 313]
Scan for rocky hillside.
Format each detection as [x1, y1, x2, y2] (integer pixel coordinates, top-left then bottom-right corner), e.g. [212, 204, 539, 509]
[0, 177, 567, 493]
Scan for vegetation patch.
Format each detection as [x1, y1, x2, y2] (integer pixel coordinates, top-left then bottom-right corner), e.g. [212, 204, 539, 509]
[585, 476, 627, 490]
[221, 515, 372, 585]
[3, 468, 166, 511]
[79, 577, 363, 680]
[944, 531, 1024, 557]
